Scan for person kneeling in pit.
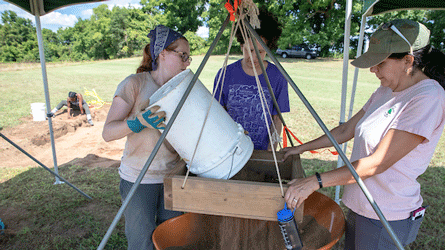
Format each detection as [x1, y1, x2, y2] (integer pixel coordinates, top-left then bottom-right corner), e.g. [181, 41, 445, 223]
[50, 91, 94, 126]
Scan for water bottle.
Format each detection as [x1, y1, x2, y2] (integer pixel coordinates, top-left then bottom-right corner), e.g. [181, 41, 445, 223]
[277, 204, 303, 250]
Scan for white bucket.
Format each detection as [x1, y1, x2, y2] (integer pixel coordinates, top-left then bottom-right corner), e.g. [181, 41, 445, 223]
[31, 103, 46, 121]
[149, 69, 254, 179]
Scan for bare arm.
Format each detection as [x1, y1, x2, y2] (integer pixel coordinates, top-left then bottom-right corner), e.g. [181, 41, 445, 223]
[102, 96, 134, 142]
[67, 98, 72, 118]
[77, 93, 84, 114]
[282, 109, 366, 160]
[285, 128, 425, 208]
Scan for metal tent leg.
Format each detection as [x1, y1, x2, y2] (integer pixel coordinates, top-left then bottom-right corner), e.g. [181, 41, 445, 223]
[33, 4, 62, 185]
[0, 133, 92, 200]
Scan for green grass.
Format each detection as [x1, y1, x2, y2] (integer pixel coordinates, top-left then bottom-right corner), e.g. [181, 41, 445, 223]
[1, 56, 444, 249]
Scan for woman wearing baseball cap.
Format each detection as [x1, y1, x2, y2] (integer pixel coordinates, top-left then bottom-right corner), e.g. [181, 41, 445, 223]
[282, 19, 445, 249]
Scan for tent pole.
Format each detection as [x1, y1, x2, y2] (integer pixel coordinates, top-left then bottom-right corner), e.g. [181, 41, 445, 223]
[334, 0, 353, 205]
[246, 19, 405, 250]
[33, 5, 62, 185]
[97, 15, 231, 250]
[0, 133, 92, 200]
[349, 16, 368, 120]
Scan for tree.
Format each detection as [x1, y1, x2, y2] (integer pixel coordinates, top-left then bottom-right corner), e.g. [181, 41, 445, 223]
[109, 6, 155, 58]
[425, 10, 445, 51]
[0, 10, 37, 62]
[140, 0, 207, 34]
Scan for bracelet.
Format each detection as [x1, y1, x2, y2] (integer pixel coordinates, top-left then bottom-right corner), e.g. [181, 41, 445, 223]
[315, 172, 323, 189]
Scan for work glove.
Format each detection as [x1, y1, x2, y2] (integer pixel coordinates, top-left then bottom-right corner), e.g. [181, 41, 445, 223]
[126, 105, 166, 133]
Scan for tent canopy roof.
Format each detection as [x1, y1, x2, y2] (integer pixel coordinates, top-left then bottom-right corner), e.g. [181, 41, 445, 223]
[5, 0, 106, 16]
[364, 0, 445, 16]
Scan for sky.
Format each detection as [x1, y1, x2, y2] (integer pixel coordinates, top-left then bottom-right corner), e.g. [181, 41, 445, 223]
[0, 0, 209, 38]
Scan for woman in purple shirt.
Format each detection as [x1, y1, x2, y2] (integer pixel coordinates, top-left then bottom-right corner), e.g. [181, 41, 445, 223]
[213, 8, 290, 151]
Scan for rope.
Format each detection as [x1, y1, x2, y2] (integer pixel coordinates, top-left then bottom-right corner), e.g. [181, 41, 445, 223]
[83, 87, 110, 109]
[181, 19, 241, 189]
[238, 17, 285, 197]
[283, 126, 339, 155]
[182, 0, 286, 199]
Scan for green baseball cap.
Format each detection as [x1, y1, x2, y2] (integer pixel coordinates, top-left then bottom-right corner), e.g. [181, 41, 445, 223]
[351, 19, 430, 68]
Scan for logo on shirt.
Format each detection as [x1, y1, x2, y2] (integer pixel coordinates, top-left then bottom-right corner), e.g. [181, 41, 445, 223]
[384, 107, 395, 118]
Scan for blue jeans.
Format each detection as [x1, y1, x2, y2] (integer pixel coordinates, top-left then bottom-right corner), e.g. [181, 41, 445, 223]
[345, 209, 424, 250]
[119, 179, 183, 250]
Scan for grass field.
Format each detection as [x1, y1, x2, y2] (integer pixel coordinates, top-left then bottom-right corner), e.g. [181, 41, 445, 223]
[0, 56, 444, 249]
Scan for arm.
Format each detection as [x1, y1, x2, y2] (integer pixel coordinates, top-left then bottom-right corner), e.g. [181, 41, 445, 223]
[285, 128, 425, 209]
[102, 96, 165, 142]
[77, 93, 85, 115]
[282, 109, 366, 160]
[66, 98, 72, 118]
[102, 96, 134, 142]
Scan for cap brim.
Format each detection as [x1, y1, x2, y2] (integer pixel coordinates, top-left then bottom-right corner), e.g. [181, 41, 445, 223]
[351, 51, 390, 68]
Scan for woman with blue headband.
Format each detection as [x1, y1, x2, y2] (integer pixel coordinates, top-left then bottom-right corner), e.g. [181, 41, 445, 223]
[102, 25, 191, 250]
[282, 19, 445, 249]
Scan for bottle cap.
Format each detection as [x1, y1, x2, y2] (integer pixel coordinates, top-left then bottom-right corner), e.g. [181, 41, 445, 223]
[277, 207, 294, 222]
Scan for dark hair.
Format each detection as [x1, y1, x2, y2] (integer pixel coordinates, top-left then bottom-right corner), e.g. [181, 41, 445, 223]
[388, 45, 445, 89]
[235, 7, 282, 50]
[136, 37, 189, 73]
[68, 91, 77, 98]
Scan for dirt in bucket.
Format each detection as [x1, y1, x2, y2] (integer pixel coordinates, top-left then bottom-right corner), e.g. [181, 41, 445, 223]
[164, 214, 331, 250]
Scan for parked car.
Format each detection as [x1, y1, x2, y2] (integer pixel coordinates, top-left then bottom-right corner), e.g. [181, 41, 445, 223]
[276, 45, 318, 59]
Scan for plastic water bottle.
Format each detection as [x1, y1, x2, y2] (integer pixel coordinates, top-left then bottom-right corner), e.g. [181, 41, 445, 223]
[277, 204, 303, 250]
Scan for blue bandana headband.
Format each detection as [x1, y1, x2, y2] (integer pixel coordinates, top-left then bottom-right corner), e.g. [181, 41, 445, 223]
[148, 25, 184, 71]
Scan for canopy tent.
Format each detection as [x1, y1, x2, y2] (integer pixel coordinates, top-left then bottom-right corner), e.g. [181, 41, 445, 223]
[363, 0, 445, 16]
[337, 0, 445, 248]
[5, 0, 105, 15]
[4, 0, 106, 185]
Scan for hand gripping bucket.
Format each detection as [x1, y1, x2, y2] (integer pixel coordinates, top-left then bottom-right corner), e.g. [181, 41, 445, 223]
[148, 69, 254, 179]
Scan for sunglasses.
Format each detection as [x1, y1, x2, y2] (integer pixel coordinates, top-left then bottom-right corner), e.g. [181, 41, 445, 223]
[381, 22, 413, 55]
[171, 50, 192, 63]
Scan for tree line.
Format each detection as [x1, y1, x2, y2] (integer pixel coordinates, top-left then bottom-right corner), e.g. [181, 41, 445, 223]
[1, 0, 444, 63]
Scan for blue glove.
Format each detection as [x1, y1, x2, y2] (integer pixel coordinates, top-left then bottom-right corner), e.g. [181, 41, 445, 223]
[126, 117, 146, 133]
[140, 109, 166, 129]
[127, 105, 166, 133]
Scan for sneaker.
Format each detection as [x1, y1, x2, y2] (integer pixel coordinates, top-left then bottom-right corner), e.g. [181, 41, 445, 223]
[88, 119, 94, 126]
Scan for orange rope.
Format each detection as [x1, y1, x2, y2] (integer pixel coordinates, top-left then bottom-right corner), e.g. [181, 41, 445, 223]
[283, 126, 338, 155]
[225, 0, 239, 21]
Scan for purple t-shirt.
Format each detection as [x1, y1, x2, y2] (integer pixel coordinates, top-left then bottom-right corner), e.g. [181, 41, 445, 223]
[213, 60, 290, 150]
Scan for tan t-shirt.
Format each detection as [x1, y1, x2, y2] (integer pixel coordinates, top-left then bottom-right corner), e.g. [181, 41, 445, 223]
[115, 72, 180, 184]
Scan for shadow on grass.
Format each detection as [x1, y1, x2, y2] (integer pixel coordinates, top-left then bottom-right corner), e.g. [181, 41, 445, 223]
[0, 156, 443, 250]
[0, 155, 127, 250]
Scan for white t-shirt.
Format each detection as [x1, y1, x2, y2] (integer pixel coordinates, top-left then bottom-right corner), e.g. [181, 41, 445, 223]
[115, 72, 180, 184]
[342, 79, 445, 220]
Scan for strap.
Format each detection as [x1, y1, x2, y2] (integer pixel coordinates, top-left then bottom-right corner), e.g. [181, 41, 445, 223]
[315, 172, 323, 189]
[283, 126, 338, 155]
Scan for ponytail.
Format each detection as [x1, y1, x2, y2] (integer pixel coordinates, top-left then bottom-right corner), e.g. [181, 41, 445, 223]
[136, 44, 153, 73]
[422, 46, 445, 89]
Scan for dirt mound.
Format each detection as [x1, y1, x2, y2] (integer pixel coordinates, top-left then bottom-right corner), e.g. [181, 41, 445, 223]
[0, 104, 126, 177]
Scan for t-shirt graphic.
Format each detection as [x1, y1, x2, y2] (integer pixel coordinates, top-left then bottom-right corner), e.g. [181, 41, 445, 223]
[227, 84, 273, 149]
